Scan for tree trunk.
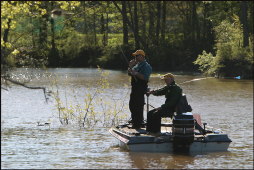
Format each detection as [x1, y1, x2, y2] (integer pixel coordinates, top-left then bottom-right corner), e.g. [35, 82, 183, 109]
[48, 17, 59, 67]
[50, 18, 56, 51]
[31, 17, 36, 47]
[3, 19, 11, 43]
[202, 2, 208, 39]
[249, 2, 253, 36]
[191, 1, 197, 41]
[38, 2, 48, 48]
[48, 2, 60, 67]
[113, 1, 147, 49]
[140, 2, 146, 40]
[240, 1, 249, 47]
[93, 8, 97, 45]
[101, 14, 106, 46]
[105, 1, 109, 46]
[161, 1, 166, 43]
[122, 1, 128, 45]
[2, 18, 11, 66]
[127, 2, 134, 32]
[156, 1, 161, 46]
[184, 2, 192, 42]
[39, 17, 48, 48]
[202, 2, 214, 51]
[134, 1, 140, 49]
[195, 2, 200, 41]
[148, 2, 155, 45]
[82, 1, 88, 34]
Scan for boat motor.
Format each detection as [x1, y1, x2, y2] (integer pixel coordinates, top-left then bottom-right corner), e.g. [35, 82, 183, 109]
[173, 94, 194, 141]
[172, 112, 195, 152]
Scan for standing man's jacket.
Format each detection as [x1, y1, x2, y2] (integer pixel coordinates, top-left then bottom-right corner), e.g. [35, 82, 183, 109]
[130, 60, 152, 94]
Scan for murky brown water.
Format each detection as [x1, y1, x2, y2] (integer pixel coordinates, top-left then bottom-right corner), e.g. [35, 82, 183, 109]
[1, 68, 253, 169]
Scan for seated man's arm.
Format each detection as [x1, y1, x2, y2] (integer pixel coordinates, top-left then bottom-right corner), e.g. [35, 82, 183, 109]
[153, 86, 168, 96]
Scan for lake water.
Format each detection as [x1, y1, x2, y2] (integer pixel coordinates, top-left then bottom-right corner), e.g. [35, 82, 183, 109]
[1, 68, 253, 169]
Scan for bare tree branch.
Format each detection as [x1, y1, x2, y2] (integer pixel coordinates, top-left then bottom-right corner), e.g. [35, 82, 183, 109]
[1, 86, 8, 91]
[1, 75, 51, 103]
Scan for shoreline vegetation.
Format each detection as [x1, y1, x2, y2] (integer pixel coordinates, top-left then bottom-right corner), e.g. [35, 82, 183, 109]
[1, 1, 253, 80]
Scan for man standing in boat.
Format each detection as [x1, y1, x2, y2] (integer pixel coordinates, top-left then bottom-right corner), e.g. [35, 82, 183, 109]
[146, 73, 182, 135]
[128, 50, 152, 129]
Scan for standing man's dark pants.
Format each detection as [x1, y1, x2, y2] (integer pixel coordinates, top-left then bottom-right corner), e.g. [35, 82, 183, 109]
[129, 91, 145, 127]
[146, 108, 174, 133]
[129, 76, 148, 128]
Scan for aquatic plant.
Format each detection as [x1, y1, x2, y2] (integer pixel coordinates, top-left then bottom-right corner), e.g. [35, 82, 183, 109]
[50, 66, 128, 128]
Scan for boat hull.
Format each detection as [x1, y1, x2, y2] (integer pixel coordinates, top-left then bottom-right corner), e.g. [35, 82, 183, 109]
[119, 140, 231, 153]
[109, 126, 231, 153]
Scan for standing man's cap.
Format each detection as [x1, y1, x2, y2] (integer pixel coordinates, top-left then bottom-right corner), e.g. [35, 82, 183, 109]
[160, 73, 175, 80]
[132, 50, 145, 57]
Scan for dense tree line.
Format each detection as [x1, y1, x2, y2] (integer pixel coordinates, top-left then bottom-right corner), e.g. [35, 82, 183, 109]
[1, 1, 253, 78]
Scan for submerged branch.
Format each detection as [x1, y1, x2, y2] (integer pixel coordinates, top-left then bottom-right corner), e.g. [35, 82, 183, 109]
[1, 86, 8, 91]
[1, 75, 51, 103]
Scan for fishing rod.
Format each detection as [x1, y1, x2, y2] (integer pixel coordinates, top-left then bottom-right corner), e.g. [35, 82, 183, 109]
[119, 46, 137, 81]
[119, 46, 130, 66]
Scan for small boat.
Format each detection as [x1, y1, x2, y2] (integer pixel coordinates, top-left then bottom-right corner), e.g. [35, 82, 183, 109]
[109, 112, 232, 153]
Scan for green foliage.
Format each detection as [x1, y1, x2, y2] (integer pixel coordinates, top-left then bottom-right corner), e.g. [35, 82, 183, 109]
[1, 1, 253, 78]
[207, 1, 240, 27]
[194, 15, 253, 78]
[98, 44, 134, 69]
[5, 51, 17, 67]
[15, 47, 48, 67]
[98, 46, 121, 69]
[57, 28, 85, 61]
[107, 34, 123, 46]
[214, 16, 253, 78]
[193, 50, 216, 75]
[1, 1, 81, 69]
[50, 66, 128, 128]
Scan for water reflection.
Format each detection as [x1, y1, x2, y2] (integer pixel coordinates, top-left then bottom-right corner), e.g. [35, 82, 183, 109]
[128, 152, 196, 169]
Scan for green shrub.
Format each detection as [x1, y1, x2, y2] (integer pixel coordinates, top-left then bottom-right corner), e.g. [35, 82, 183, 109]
[194, 16, 253, 79]
[193, 50, 216, 76]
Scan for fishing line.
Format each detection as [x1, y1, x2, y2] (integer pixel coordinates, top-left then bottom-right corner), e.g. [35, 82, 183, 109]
[147, 76, 214, 110]
[179, 77, 213, 85]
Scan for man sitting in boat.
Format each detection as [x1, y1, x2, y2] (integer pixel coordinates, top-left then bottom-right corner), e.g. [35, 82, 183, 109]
[146, 73, 182, 136]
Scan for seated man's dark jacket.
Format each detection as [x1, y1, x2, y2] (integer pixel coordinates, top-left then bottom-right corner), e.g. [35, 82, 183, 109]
[153, 81, 182, 113]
